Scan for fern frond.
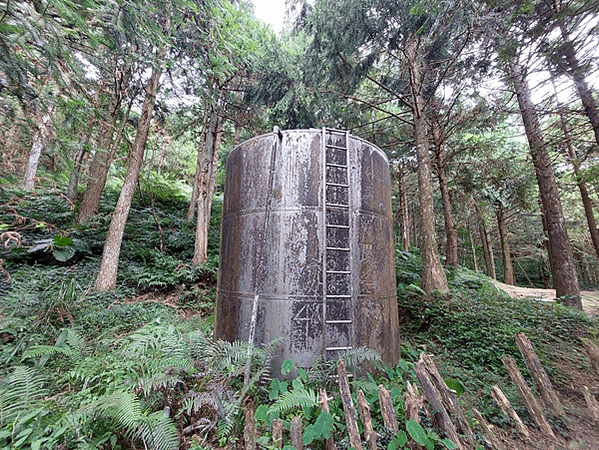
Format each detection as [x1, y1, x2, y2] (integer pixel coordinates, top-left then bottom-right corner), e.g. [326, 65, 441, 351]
[123, 325, 187, 360]
[83, 390, 179, 450]
[341, 347, 382, 372]
[133, 411, 179, 450]
[215, 401, 240, 441]
[0, 365, 48, 425]
[269, 388, 319, 414]
[91, 390, 144, 430]
[181, 392, 220, 416]
[21, 343, 75, 361]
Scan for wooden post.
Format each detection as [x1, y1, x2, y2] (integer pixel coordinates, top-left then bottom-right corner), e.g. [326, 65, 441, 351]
[414, 358, 463, 450]
[338, 359, 363, 450]
[403, 381, 421, 423]
[491, 385, 530, 439]
[582, 386, 599, 422]
[515, 333, 565, 417]
[357, 390, 378, 450]
[472, 408, 504, 450]
[582, 338, 599, 375]
[290, 416, 302, 450]
[501, 355, 555, 439]
[272, 419, 283, 449]
[319, 389, 338, 450]
[378, 385, 399, 432]
[419, 354, 473, 439]
[244, 400, 256, 450]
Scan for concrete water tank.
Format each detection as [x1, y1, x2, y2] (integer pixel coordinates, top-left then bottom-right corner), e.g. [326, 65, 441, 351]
[215, 128, 399, 375]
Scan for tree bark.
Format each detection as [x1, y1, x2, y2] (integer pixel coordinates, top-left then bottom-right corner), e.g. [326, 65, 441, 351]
[430, 116, 458, 268]
[406, 34, 448, 294]
[337, 359, 363, 450]
[78, 69, 132, 223]
[23, 110, 53, 190]
[508, 57, 581, 306]
[397, 164, 411, 251]
[192, 99, 224, 265]
[95, 65, 162, 291]
[187, 115, 208, 221]
[434, 148, 458, 268]
[552, 87, 599, 259]
[468, 218, 479, 272]
[475, 203, 496, 280]
[496, 202, 516, 285]
[557, 23, 599, 148]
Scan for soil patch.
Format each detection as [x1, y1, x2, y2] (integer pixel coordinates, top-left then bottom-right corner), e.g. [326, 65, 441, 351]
[492, 281, 599, 316]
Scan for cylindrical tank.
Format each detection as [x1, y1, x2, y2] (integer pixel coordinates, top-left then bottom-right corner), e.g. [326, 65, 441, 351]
[215, 128, 399, 376]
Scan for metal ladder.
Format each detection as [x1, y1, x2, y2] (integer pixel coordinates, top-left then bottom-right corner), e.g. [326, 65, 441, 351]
[322, 128, 352, 359]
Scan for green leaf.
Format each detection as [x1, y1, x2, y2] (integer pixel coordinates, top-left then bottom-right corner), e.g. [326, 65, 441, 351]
[53, 235, 73, 247]
[53, 246, 75, 261]
[281, 359, 294, 375]
[406, 420, 427, 446]
[255, 404, 269, 423]
[303, 424, 316, 445]
[443, 378, 465, 395]
[397, 430, 408, 447]
[313, 411, 334, 439]
[441, 438, 458, 450]
[298, 367, 308, 383]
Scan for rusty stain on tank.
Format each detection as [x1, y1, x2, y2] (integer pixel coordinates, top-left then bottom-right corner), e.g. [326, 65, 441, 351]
[215, 128, 399, 377]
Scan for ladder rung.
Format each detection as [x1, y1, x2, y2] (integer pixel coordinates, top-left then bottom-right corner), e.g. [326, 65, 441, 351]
[325, 163, 348, 169]
[326, 246, 350, 251]
[327, 224, 349, 229]
[326, 320, 352, 324]
[326, 202, 349, 208]
[327, 270, 350, 274]
[326, 144, 347, 150]
[326, 182, 349, 188]
[326, 294, 351, 298]
[326, 346, 353, 351]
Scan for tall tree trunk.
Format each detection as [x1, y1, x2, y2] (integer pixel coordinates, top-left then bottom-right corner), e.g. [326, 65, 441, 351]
[187, 116, 208, 221]
[22, 110, 53, 190]
[95, 66, 162, 291]
[550, 77, 599, 259]
[508, 57, 581, 307]
[192, 100, 223, 266]
[78, 69, 132, 223]
[468, 218, 479, 272]
[405, 34, 448, 294]
[554, 20, 599, 147]
[78, 93, 121, 222]
[66, 143, 88, 202]
[475, 202, 496, 280]
[406, 35, 448, 294]
[397, 164, 411, 251]
[432, 142, 458, 267]
[496, 202, 516, 285]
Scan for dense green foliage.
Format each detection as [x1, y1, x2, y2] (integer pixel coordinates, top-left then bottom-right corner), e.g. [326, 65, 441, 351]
[1, 187, 598, 449]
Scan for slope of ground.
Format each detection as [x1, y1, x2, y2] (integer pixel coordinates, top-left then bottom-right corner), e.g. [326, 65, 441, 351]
[493, 281, 599, 316]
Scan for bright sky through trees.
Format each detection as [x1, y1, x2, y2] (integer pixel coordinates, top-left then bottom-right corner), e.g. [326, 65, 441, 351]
[252, 0, 286, 32]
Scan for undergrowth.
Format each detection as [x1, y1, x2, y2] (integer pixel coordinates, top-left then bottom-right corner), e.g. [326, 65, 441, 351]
[1, 188, 599, 449]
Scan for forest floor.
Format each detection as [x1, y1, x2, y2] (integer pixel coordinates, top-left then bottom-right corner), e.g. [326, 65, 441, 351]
[488, 281, 599, 450]
[492, 281, 599, 316]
